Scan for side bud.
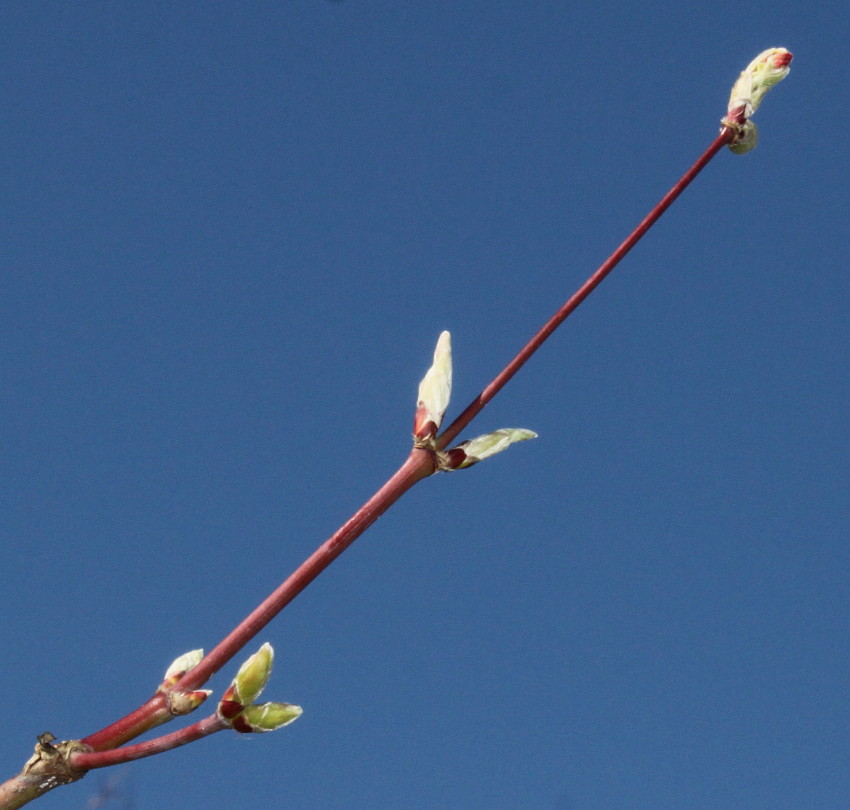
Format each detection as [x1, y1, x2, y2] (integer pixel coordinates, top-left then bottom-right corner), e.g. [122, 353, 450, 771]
[727, 120, 758, 155]
[159, 649, 204, 691]
[168, 689, 213, 716]
[218, 642, 274, 721]
[231, 702, 304, 734]
[413, 331, 453, 444]
[440, 428, 538, 470]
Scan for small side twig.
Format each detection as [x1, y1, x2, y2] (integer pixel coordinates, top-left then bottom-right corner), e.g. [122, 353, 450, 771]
[75, 716, 225, 770]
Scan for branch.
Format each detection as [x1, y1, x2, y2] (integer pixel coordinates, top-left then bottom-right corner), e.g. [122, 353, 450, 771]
[0, 47, 792, 808]
[83, 122, 735, 749]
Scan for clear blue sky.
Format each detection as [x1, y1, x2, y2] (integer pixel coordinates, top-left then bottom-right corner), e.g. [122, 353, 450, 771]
[1, 3, 847, 809]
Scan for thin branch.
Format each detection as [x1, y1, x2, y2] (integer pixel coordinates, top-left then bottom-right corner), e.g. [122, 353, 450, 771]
[80, 123, 738, 756]
[438, 126, 735, 448]
[83, 446, 436, 758]
[75, 716, 225, 770]
[1, 43, 794, 806]
[80, 696, 170, 753]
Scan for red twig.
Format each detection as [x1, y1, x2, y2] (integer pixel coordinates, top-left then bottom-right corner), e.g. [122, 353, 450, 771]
[75, 716, 225, 770]
[0, 44, 798, 807]
[438, 125, 735, 448]
[81, 448, 435, 750]
[80, 695, 170, 752]
[80, 123, 735, 756]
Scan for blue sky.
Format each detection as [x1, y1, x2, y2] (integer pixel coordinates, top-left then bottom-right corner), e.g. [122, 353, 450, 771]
[1, 3, 847, 809]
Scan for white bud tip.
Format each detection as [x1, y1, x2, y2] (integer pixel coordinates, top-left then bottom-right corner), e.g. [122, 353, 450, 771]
[447, 427, 537, 469]
[163, 649, 204, 683]
[414, 331, 453, 440]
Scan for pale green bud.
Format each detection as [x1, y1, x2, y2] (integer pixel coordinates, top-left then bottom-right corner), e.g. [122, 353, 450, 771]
[727, 48, 793, 119]
[160, 649, 204, 690]
[233, 702, 304, 733]
[231, 642, 274, 706]
[414, 331, 452, 443]
[727, 121, 759, 155]
[442, 428, 537, 470]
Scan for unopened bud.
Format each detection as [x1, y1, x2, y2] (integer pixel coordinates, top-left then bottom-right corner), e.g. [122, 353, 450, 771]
[727, 120, 758, 155]
[441, 428, 537, 470]
[168, 689, 213, 716]
[159, 649, 204, 690]
[727, 48, 792, 119]
[232, 702, 303, 734]
[220, 642, 274, 715]
[414, 331, 452, 444]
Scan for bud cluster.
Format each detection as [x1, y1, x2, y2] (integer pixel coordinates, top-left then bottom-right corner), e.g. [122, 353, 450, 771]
[722, 48, 793, 154]
[413, 332, 537, 469]
[217, 643, 303, 734]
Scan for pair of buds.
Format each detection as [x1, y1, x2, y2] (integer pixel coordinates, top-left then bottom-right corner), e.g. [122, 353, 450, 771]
[413, 331, 536, 470]
[161, 645, 302, 734]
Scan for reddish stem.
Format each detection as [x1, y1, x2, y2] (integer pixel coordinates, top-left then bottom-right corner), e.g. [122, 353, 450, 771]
[82, 449, 434, 751]
[75, 715, 224, 770]
[438, 125, 734, 448]
[81, 124, 735, 754]
[180, 449, 435, 690]
[81, 695, 170, 752]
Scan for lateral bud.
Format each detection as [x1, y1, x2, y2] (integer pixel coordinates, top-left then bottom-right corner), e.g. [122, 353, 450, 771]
[727, 120, 758, 155]
[218, 643, 274, 721]
[413, 331, 453, 445]
[168, 689, 213, 716]
[439, 428, 538, 470]
[231, 702, 304, 734]
[159, 649, 204, 691]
